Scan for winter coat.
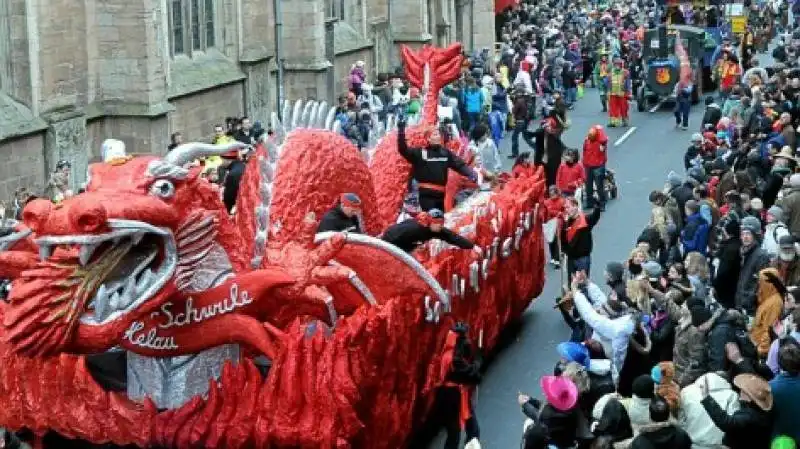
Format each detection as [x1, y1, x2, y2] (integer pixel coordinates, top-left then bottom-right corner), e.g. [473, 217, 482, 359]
[317, 205, 362, 234]
[561, 208, 602, 261]
[701, 104, 722, 129]
[462, 87, 484, 113]
[769, 371, 800, 443]
[629, 421, 692, 449]
[713, 237, 742, 309]
[700, 398, 773, 449]
[681, 212, 710, 256]
[583, 134, 609, 168]
[673, 321, 711, 388]
[469, 138, 502, 176]
[762, 221, 790, 257]
[679, 373, 740, 449]
[572, 289, 635, 386]
[649, 311, 676, 364]
[735, 244, 771, 316]
[617, 326, 652, 397]
[778, 188, 800, 236]
[750, 270, 785, 357]
[556, 161, 587, 195]
[670, 183, 695, 222]
[707, 312, 739, 372]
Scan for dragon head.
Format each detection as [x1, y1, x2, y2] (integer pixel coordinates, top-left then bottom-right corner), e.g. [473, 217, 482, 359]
[3, 142, 292, 359]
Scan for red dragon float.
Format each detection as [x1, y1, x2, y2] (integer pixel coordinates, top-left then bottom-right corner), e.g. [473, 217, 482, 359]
[0, 43, 547, 448]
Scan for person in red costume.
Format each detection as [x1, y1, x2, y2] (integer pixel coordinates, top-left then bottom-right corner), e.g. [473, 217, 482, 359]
[604, 56, 632, 127]
[560, 196, 601, 280]
[544, 185, 565, 268]
[582, 125, 609, 211]
[397, 118, 478, 212]
[556, 148, 586, 198]
[438, 321, 482, 449]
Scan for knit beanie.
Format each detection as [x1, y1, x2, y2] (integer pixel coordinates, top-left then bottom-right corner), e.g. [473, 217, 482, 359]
[741, 216, 762, 237]
[667, 171, 682, 188]
[768, 205, 784, 223]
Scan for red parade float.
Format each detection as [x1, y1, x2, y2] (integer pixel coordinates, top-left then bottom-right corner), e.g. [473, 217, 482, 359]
[0, 43, 547, 448]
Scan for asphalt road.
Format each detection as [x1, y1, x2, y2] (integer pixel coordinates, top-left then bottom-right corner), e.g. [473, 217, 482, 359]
[424, 89, 700, 448]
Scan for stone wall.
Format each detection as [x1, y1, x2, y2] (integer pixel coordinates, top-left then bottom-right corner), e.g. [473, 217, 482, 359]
[168, 83, 245, 142]
[0, 133, 46, 202]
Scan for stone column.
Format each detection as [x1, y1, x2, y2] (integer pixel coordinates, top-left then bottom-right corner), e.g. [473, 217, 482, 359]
[280, 0, 329, 102]
[370, 19, 392, 74]
[241, 0, 275, 122]
[391, 0, 432, 45]
[470, 0, 495, 51]
[42, 111, 88, 193]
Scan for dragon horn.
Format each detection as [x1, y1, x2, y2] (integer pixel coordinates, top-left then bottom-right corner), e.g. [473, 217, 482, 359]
[164, 141, 250, 167]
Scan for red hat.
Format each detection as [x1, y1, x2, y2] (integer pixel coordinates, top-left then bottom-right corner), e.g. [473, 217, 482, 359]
[416, 209, 445, 227]
[340, 192, 362, 208]
[221, 150, 239, 159]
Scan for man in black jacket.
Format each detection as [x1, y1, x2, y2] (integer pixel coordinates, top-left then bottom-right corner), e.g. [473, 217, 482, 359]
[221, 150, 246, 214]
[317, 193, 363, 233]
[397, 118, 477, 212]
[713, 217, 742, 309]
[561, 196, 601, 279]
[381, 209, 479, 255]
[701, 96, 722, 130]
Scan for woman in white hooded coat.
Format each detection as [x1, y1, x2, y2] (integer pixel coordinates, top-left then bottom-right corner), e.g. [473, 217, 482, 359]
[679, 372, 740, 449]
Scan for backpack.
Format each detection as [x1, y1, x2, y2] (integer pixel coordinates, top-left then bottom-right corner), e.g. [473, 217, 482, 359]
[772, 223, 788, 242]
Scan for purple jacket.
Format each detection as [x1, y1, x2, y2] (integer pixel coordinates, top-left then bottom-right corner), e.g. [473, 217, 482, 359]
[767, 330, 800, 374]
[350, 68, 366, 87]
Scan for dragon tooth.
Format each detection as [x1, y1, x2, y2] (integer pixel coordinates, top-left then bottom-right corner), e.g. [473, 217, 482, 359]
[95, 285, 109, 318]
[79, 243, 99, 266]
[131, 232, 145, 246]
[109, 291, 122, 310]
[120, 277, 136, 306]
[38, 244, 52, 261]
[136, 269, 153, 294]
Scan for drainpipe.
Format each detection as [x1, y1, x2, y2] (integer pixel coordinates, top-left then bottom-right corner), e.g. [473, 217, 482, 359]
[274, 0, 285, 122]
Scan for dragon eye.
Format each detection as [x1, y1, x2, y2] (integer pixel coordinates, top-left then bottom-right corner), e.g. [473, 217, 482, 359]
[150, 179, 175, 199]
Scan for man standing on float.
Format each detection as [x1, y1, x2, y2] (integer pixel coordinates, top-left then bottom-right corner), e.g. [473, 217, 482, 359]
[605, 56, 632, 127]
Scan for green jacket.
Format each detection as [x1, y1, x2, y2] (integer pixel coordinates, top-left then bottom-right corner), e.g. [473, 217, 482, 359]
[593, 61, 610, 92]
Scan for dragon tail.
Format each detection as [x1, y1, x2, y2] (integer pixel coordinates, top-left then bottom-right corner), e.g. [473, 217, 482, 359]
[400, 43, 464, 125]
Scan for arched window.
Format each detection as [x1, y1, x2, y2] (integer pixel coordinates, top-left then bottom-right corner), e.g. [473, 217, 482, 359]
[169, 0, 217, 56]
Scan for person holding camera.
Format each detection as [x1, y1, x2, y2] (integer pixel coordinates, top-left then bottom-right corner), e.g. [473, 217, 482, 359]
[396, 116, 478, 212]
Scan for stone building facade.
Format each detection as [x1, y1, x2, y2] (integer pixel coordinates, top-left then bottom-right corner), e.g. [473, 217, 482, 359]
[0, 0, 495, 203]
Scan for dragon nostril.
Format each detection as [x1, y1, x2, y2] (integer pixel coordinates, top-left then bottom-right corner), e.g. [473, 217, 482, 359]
[21, 199, 53, 233]
[69, 201, 108, 234]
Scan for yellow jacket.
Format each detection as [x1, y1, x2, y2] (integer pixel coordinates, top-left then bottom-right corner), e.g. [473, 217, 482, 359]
[751, 268, 784, 356]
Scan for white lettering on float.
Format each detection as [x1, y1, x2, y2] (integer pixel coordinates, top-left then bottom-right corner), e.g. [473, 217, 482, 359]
[122, 284, 253, 351]
[157, 283, 253, 329]
[123, 321, 179, 351]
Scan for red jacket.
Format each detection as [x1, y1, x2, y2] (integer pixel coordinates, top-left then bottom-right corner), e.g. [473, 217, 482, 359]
[582, 136, 608, 168]
[544, 196, 565, 221]
[556, 162, 586, 194]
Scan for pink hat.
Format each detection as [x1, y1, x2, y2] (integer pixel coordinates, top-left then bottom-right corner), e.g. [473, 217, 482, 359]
[540, 376, 578, 412]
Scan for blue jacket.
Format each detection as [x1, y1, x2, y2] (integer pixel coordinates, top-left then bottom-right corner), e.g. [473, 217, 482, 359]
[491, 88, 509, 113]
[680, 212, 709, 256]
[462, 87, 484, 113]
[769, 373, 800, 442]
